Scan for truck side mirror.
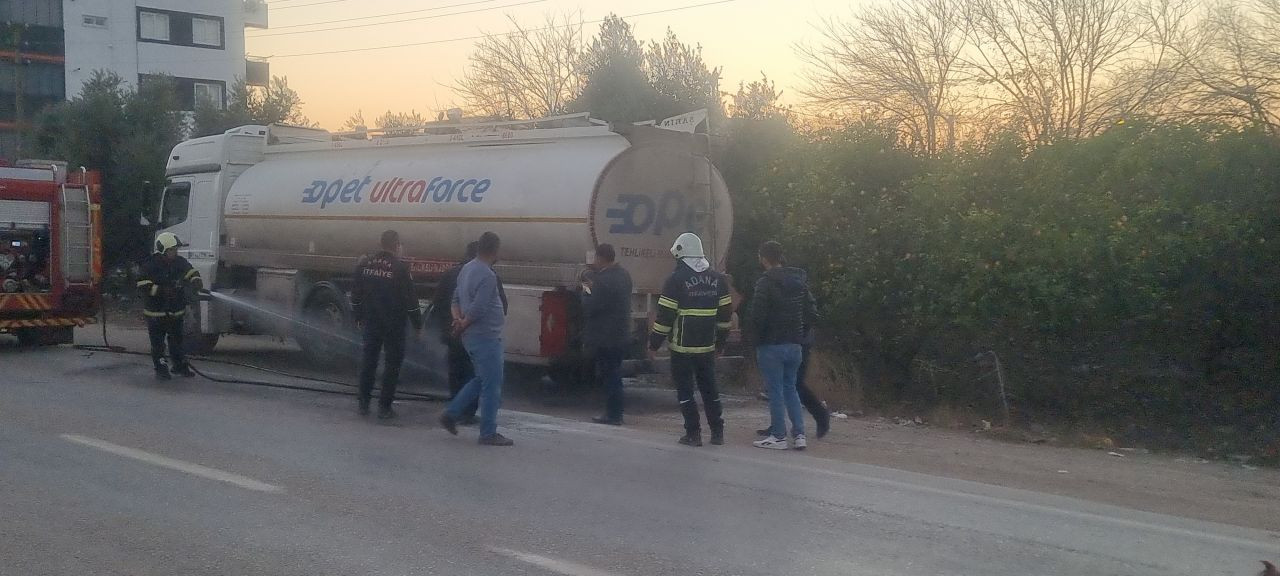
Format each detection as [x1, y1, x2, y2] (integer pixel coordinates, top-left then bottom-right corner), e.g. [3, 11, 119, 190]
[138, 213, 151, 227]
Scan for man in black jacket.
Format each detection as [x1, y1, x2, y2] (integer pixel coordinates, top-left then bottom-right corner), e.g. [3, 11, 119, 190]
[136, 232, 202, 380]
[756, 267, 832, 438]
[649, 232, 733, 447]
[750, 240, 818, 451]
[583, 244, 633, 425]
[352, 230, 423, 419]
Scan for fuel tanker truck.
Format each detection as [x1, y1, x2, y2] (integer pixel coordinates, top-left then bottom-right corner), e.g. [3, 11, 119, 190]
[155, 114, 732, 380]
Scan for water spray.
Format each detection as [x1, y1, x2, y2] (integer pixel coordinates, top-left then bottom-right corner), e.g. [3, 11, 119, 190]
[201, 289, 448, 386]
[74, 288, 448, 402]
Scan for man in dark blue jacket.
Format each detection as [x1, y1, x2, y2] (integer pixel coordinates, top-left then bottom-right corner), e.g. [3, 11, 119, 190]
[352, 230, 422, 420]
[137, 232, 201, 380]
[583, 244, 633, 425]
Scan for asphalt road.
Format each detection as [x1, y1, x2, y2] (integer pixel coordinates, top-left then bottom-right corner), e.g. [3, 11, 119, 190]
[2, 338, 1278, 576]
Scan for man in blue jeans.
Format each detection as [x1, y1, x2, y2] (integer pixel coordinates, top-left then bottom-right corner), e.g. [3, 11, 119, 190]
[749, 241, 818, 450]
[438, 232, 513, 446]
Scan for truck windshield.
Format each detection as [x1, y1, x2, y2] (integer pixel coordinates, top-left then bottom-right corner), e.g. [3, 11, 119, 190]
[160, 182, 191, 229]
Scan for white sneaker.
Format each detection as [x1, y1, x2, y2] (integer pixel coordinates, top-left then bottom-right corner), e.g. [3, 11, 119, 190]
[753, 435, 789, 450]
[793, 434, 807, 450]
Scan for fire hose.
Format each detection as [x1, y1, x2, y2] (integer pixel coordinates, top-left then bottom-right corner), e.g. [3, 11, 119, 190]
[73, 288, 447, 402]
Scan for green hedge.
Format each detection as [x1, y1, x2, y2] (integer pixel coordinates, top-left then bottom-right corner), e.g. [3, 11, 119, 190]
[725, 121, 1280, 454]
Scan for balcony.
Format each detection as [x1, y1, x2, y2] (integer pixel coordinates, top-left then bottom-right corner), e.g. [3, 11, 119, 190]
[244, 0, 268, 29]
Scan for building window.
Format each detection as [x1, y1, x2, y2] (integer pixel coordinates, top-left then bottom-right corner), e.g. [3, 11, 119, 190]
[194, 82, 225, 110]
[137, 8, 224, 49]
[191, 17, 221, 47]
[139, 11, 169, 41]
[140, 75, 227, 111]
[82, 15, 108, 28]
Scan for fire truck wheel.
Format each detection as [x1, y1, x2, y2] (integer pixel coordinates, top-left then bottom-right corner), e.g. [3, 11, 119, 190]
[15, 327, 73, 346]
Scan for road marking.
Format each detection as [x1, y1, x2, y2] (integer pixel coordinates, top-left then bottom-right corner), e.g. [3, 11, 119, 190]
[491, 548, 619, 576]
[60, 434, 284, 494]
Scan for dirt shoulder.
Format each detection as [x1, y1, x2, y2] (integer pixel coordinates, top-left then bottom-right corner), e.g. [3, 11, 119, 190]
[517, 386, 1280, 534]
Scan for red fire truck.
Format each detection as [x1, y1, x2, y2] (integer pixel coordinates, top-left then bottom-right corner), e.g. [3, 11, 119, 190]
[0, 160, 102, 345]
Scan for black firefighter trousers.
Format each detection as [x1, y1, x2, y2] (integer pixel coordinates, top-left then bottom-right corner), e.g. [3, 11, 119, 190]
[671, 352, 723, 435]
[147, 315, 186, 370]
[359, 320, 407, 409]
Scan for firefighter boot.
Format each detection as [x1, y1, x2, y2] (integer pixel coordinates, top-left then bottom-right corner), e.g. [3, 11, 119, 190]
[154, 360, 171, 381]
[172, 363, 196, 378]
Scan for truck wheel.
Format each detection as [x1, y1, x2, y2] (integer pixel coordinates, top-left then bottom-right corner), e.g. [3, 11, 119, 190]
[16, 327, 73, 346]
[182, 311, 220, 356]
[297, 286, 354, 366]
[506, 364, 548, 385]
[547, 355, 590, 389]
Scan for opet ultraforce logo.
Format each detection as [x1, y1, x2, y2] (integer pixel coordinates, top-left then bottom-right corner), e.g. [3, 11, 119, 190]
[301, 176, 492, 209]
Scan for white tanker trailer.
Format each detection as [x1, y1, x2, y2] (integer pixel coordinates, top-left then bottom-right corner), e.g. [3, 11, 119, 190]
[155, 115, 732, 379]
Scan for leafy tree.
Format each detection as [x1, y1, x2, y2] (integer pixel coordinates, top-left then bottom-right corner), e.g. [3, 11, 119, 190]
[720, 74, 796, 287]
[374, 110, 427, 130]
[192, 76, 311, 137]
[729, 74, 789, 121]
[567, 15, 666, 123]
[342, 110, 367, 130]
[34, 71, 185, 269]
[569, 17, 724, 125]
[645, 29, 723, 123]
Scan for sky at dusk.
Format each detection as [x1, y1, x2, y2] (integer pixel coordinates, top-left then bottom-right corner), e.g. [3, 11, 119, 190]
[247, 0, 842, 128]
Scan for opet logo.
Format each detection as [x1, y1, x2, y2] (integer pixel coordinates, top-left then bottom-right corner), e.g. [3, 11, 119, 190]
[605, 190, 708, 236]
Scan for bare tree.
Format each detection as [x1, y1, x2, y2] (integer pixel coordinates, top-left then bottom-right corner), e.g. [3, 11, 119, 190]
[454, 13, 584, 120]
[1151, 1, 1280, 132]
[798, 0, 968, 153]
[1087, 0, 1195, 125]
[961, 0, 1144, 142]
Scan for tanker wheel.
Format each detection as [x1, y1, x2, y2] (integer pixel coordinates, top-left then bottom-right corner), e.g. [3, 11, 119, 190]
[547, 355, 590, 390]
[298, 287, 355, 366]
[183, 304, 220, 356]
[506, 363, 548, 385]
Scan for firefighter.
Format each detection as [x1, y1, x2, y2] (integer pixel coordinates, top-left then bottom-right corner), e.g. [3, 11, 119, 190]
[351, 229, 423, 420]
[648, 232, 734, 447]
[137, 232, 201, 380]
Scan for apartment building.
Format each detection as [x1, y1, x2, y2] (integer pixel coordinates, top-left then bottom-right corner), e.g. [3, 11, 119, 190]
[0, 0, 268, 156]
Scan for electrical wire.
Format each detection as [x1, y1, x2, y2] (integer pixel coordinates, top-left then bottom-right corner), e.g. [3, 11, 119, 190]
[253, 0, 512, 31]
[248, 0, 547, 38]
[267, 0, 354, 10]
[267, 0, 740, 58]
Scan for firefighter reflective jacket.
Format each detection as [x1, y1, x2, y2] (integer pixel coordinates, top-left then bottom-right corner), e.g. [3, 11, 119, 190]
[137, 254, 201, 317]
[648, 261, 733, 354]
[351, 250, 423, 330]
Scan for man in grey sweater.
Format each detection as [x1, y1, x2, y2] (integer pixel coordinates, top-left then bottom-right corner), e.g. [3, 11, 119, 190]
[438, 232, 512, 446]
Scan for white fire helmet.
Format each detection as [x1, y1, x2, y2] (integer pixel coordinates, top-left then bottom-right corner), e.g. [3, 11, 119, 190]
[154, 232, 183, 253]
[669, 232, 705, 259]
